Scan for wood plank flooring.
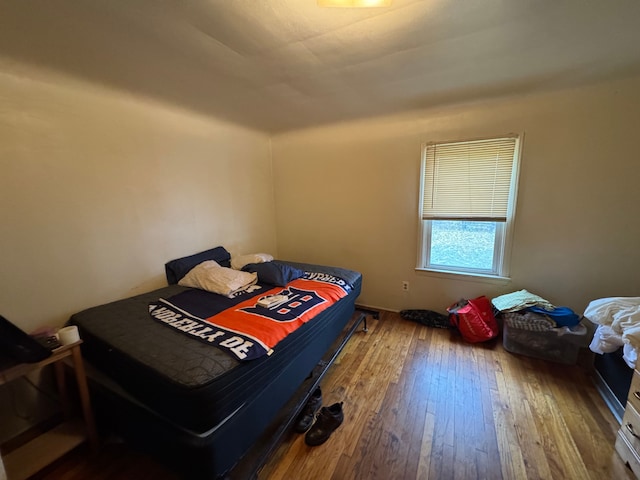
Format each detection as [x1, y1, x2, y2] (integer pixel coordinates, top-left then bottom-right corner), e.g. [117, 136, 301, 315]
[260, 310, 632, 480]
[25, 310, 634, 480]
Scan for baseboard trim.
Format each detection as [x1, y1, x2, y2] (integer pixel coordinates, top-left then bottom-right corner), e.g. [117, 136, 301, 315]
[355, 303, 396, 313]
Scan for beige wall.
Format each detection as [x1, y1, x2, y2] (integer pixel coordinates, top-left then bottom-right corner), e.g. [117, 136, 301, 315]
[0, 61, 276, 333]
[271, 75, 640, 314]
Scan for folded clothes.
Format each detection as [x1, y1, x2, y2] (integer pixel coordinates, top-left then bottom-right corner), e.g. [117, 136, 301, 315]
[491, 289, 555, 313]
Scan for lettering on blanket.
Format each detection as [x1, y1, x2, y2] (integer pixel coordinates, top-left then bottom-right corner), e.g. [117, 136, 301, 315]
[149, 303, 266, 360]
[303, 272, 350, 294]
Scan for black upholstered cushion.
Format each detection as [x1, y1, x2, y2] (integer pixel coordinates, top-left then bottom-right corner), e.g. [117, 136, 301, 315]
[165, 246, 231, 284]
[242, 261, 304, 287]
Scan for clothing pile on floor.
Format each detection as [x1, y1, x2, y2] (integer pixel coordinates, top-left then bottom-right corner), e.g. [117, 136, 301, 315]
[492, 289, 582, 331]
[399, 309, 450, 329]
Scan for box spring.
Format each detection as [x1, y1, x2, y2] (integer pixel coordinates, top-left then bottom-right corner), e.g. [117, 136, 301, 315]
[593, 347, 633, 423]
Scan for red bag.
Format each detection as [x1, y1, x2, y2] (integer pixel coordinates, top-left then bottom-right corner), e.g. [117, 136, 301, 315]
[447, 296, 499, 343]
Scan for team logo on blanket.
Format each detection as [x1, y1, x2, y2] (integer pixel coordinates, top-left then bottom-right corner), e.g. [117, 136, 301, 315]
[241, 287, 326, 322]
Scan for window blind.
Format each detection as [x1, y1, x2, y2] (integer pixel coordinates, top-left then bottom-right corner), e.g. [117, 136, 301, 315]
[421, 136, 517, 222]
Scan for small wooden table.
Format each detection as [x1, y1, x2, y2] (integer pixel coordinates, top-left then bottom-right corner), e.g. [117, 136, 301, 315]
[1, 340, 99, 480]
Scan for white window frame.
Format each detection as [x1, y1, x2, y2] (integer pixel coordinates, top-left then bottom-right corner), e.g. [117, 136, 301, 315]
[417, 135, 522, 280]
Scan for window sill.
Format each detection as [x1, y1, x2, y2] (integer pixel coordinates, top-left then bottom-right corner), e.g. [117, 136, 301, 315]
[415, 267, 512, 285]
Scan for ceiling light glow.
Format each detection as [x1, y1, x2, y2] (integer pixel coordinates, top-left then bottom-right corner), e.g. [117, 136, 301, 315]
[317, 0, 392, 7]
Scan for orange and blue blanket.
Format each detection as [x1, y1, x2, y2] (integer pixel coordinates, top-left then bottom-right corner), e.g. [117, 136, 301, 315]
[149, 274, 351, 361]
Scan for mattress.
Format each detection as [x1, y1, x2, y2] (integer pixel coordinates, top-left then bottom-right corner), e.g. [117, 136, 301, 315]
[88, 296, 364, 479]
[69, 261, 362, 432]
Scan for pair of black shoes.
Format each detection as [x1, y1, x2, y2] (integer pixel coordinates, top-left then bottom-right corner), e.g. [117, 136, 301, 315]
[294, 387, 344, 446]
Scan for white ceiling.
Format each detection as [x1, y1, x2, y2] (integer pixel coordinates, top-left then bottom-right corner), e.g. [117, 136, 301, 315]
[2, 0, 640, 133]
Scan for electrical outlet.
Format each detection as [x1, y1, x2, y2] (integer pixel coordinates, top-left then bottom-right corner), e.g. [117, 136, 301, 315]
[402, 281, 409, 291]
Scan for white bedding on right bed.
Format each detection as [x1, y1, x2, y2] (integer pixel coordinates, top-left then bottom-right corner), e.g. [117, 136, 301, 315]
[585, 297, 640, 368]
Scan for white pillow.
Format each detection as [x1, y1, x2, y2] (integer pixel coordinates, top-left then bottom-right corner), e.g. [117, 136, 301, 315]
[178, 260, 258, 297]
[231, 253, 274, 270]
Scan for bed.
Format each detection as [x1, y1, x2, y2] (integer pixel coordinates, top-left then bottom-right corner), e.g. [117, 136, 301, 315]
[585, 297, 640, 422]
[67, 246, 365, 479]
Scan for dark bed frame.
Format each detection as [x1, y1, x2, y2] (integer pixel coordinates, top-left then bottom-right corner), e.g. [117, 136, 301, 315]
[227, 306, 376, 479]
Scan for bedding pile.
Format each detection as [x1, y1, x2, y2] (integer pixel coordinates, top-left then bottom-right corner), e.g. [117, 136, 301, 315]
[585, 297, 640, 368]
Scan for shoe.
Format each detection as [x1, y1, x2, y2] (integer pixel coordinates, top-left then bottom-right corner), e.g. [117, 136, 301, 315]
[294, 387, 323, 433]
[304, 402, 344, 446]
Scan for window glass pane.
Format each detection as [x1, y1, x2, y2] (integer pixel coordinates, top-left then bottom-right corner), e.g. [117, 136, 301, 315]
[429, 220, 497, 270]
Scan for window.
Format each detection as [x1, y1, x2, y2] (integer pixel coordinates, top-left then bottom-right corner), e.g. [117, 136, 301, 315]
[418, 135, 521, 278]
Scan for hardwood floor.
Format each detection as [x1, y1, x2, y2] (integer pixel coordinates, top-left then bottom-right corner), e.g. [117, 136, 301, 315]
[26, 310, 634, 479]
[260, 310, 632, 480]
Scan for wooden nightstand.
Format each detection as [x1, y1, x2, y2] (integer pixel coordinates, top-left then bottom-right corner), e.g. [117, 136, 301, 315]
[616, 368, 640, 479]
[1, 341, 98, 480]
